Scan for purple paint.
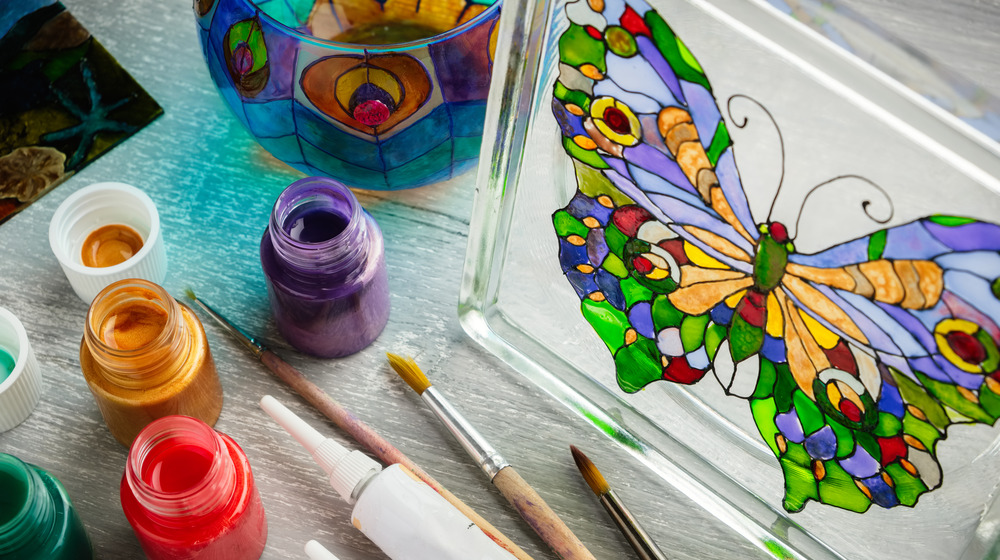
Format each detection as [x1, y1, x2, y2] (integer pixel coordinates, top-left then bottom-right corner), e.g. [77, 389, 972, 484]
[775, 410, 804, 443]
[233, 43, 252, 75]
[586, 229, 609, 265]
[628, 302, 656, 339]
[260, 177, 390, 358]
[429, 12, 497, 103]
[804, 425, 837, 460]
[636, 36, 684, 104]
[927, 220, 1000, 252]
[840, 446, 879, 478]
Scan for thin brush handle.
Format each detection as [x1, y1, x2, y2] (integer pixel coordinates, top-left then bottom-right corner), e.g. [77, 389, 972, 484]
[188, 297, 530, 559]
[600, 490, 669, 560]
[493, 466, 598, 560]
[258, 351, 533, 560]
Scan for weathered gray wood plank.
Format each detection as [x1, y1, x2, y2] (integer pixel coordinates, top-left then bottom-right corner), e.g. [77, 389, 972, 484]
[1, 0, 996, 558]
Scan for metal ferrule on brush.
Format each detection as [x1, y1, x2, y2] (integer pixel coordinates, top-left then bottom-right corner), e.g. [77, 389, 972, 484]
[190, 299, 266, 359]
[599, 490, 668, 560]
[420, 386, 510, 480]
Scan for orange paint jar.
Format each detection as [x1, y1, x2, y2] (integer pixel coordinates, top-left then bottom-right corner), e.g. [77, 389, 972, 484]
[80, 279, 223, 446]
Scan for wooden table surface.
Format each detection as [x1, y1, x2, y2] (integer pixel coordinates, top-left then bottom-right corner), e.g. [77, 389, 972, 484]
[1, 0, 997, 559]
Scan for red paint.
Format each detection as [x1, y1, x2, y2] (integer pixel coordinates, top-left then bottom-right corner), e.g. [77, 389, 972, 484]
[737, 290, 766, 327]
[142, 443, 214, 493]
[602, 106, 631, 135]
[824, 341, 857, 375]
[878, 436, 907, 466]
[121, 416, 267, 560]
[769, 222, 789, 244]
[632, 255, 653, 274]
[660, 239, 689, 265]
[584, 25, 603, 40]
[663, 356, 708, 384]
[946, 330, 986, 364]
[611, 205, 652, 236]
[839, 399, 863, 423]
[353, 99, 390, 127]
[620, 6, 652, 36]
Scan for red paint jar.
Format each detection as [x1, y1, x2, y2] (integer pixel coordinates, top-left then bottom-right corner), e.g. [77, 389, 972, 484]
[120, 415, 267, 560]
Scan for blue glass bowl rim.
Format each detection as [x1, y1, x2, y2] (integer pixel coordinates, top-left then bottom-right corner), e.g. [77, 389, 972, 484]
[232, 0, 502, 52]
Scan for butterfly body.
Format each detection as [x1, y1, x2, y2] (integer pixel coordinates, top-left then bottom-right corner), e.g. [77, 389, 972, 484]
[551, 0, 1000, 513]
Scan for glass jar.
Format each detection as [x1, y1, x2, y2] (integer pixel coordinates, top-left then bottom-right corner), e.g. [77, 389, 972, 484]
[120, 415, 267, 560]
[0, 453, 93, 560]
[80, 279, 223, 446]
[260, 177, 390, 358]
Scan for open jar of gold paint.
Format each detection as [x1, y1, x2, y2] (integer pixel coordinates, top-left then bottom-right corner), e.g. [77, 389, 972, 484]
[79, 279, 223, 446]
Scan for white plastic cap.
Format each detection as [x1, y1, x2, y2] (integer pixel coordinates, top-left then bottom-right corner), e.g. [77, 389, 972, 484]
[260, 395, 381, 504]
[0, 308, 42, 432]
[48, 181, 167, 303]
[304, 540, 340, 560]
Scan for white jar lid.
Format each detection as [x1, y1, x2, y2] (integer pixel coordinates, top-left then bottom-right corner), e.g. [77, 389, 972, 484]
[48, 182, 167, 303]
[0, 308, 42, 432]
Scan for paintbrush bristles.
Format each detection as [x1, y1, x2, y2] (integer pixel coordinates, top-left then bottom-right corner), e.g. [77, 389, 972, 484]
[386, 353, 432, 395]
[570, 445, 610, 496]
[183, 287, 197, 301]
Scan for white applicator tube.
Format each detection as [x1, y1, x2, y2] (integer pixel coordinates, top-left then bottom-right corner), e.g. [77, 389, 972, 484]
[261, 396, 517, 560]
[304, 540, 340, 560]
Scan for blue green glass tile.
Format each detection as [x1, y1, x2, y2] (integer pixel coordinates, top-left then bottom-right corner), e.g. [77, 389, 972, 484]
[245, 100, 296, 138]
[300, 138, 388, 188]
[385, 142, 453, 183]
[381, 104, 452, 167]
[452, 135, 482, 161]
[256, 134, 304, 165]
[450, 101, 488, 137]
[254, 0, 299, 27]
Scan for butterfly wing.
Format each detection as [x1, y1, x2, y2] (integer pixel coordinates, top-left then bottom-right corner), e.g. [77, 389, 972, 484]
[759, 218, 1000, 511]
[554, 160, 747, 390]
[553, 0, 759, 272]
[550, 0, 1000, 514]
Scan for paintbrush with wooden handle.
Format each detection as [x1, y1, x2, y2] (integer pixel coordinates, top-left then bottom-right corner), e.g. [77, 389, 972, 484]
[387, 352, 597, 560]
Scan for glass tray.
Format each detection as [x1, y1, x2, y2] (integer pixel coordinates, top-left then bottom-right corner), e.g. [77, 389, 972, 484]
[459, 0, 1000, 558]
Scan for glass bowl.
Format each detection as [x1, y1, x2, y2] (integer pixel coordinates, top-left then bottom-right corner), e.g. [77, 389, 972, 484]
[194, 0, 500, 190]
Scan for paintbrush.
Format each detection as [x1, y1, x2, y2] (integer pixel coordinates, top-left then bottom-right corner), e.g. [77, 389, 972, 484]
[182, 289, 533, 560]
[386, 353, 597, 560]
[570, 445, 668, 560]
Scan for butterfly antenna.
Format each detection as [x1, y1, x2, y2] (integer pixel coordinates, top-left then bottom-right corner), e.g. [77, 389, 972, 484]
[727, 94, 786, 223]
[792, 174, 894, 242]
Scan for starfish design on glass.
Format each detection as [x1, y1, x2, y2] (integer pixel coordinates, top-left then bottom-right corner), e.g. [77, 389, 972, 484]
[43, 61, 139, 169]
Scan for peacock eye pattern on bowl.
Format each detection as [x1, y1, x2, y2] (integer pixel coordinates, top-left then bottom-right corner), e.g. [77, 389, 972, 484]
[195, 0, 499, 190]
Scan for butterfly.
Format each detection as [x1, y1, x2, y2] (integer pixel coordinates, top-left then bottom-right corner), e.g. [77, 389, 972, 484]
[550, 0, 1000, 513]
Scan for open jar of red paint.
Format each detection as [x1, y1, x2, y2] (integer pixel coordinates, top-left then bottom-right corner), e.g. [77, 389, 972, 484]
[120, 415, 267, 560]
[260, 177, 390, 358]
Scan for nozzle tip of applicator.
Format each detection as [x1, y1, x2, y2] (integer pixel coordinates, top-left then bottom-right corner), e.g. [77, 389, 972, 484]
[260, 395, 326, 454]
[305, 540, 341, 560]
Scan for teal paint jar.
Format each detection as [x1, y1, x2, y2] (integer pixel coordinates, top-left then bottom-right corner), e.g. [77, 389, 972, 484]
[0, 453, 94, 560]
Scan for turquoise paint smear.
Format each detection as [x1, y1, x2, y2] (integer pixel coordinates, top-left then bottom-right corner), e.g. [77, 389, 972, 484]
[0, 347, 15, 384]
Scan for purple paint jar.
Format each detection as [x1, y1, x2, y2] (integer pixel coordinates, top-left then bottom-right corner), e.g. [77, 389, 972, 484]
[260, 177, 390, 358]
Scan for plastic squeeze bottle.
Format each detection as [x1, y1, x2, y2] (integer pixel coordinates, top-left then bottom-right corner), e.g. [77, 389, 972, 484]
[259, 396, 517, 560]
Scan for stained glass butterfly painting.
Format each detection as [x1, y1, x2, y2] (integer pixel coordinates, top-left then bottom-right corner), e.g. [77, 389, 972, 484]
[550, 0, 1000, 513]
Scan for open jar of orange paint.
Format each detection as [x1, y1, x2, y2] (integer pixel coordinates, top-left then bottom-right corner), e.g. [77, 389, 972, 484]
[79, 279, 223, 446]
